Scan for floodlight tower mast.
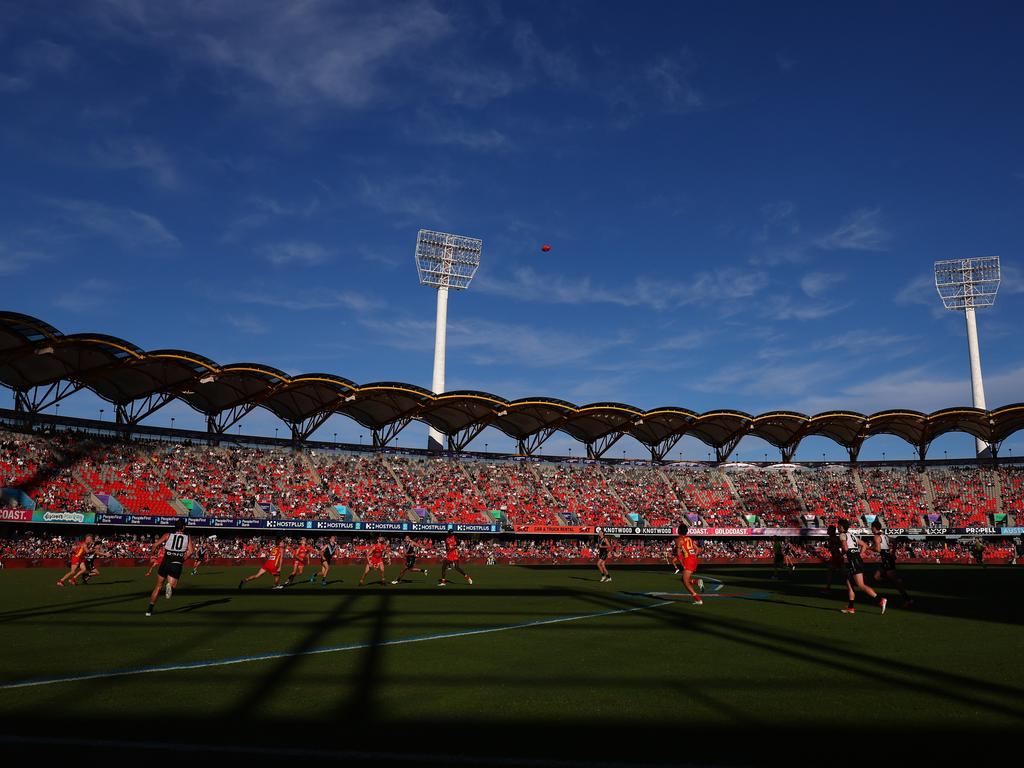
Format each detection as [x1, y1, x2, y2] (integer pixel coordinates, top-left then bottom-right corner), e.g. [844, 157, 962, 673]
[934, 256, 1001, 456]
[415, 229, 482, 451]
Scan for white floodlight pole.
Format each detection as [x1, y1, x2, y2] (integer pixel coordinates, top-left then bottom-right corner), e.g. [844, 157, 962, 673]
[934, 256, 1001, 457]
[415, 230, 482, 451]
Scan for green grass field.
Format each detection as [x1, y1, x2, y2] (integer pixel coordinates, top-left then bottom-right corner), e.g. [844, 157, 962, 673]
[1, 563, 1021, 765]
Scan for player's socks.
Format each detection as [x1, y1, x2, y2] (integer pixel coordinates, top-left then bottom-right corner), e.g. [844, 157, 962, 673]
[164, 582, 173, 599]
[146, 602, 155, 616]
[238, 579, 245, 590]
[879, 597, 887, 614]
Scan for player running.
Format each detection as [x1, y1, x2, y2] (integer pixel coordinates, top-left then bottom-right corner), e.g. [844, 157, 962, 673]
[596, 529, 612, 583]
[665, 541, 682, 574]
[358, 536, 390, 586]
[238, 537, 285, 590]
[311, 536, 338, 586]
[285, 536, 315, 586]
[837, 518, 886, 615]
[81, 539, 104, 584]
[144, 545, 164, 577]
[190, 538, 209, 576]
[821, 525, 845, 594]
[871, 520, 912, 607]
[56, 535, 93, 587]
[145, 520, 193, 617]
[676, 524, 703, 605]
[438, 533, 473, 587]
[392, 535, 429, 584]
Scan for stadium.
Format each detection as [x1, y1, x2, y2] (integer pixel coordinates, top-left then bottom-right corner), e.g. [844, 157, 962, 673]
[3, 3, 1024, 767]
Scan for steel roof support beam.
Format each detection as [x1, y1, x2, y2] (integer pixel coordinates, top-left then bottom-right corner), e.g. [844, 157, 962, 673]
[780, 439, 800, 463]
[517, 428, 556, 456]
[447, 422, 488, 453]
[208, 403, 259, 435]
[291, 411, 333, 444]
[587, 431, 624, 460]
[374, 418, 410, 449]
[715, 432, 745, 463]
[115, 392, 174, 426]
[649, 433, 683, 462]
[13, 381, 84, 414]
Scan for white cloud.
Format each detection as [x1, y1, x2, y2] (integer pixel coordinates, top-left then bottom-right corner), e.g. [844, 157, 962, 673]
[356, 174, 453, 224]
[0, 244, 50, 276]
[261, 241, 332, 266]
[646, 49, 703, 111]
[0, 74, 30, 92]
[510, 21, 579, 86]
[795, 364, 1024, 414]
[800, 271, 846, 297]
[474, 266, 768, 311]
[766, 297, 853, 321]
[409, 111, 511, 152]
[45, 197, 179, 247]
[95, 0, 453, 108]
[816, 207, 890, 251]
[92, 137, 179, 188]
[358, 315, 627, 369]
[235, 289, 382, 313]
[225, 313, 267, 334]
[648, 329, 714, 352]
[16, 40, 75, 74]
[52, 279, 116, 313]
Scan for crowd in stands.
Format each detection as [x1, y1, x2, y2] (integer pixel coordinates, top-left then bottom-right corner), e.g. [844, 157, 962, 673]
[929, 467, 998, 527]
[0, 428, 1020, 528]
[664, 467, 744, 525]
[859, 468, 929, 528]
[537, 464, 628, 527]
[728, 469, 803, 526]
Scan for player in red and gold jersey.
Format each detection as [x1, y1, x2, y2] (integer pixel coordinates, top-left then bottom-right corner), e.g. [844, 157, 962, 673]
[239, 537, 285, 590]
[675, 524, 703, 605]
[57, 535, 93, 587]
[285, 536, 315, 586]
[438, 533, 473, 587]
[358, 536, 390, 586]
[144, 545, 164, 577]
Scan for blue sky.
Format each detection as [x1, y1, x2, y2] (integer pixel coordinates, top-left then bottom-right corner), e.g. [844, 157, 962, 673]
[1, 0, 1023, 460]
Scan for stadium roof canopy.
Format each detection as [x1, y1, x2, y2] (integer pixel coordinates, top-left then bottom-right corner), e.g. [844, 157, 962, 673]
[1, 311, 1023, 460]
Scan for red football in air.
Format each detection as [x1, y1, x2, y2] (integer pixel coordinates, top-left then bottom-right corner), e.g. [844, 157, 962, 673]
[541, 244, 551, 252]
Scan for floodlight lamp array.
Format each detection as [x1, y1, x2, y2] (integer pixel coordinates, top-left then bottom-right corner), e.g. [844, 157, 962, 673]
[415, 229, 482, 291]
[934, 255, 1000, 311]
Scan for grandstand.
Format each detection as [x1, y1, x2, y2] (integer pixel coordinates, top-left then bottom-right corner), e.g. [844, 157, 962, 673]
[2, 426, 1022, 528]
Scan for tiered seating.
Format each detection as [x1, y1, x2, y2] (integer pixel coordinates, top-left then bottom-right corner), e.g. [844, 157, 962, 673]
[929, 466, 997, 527]
[536, 463, 629, 528]
[78, 442, 178, 516]
[0, 432, 92, 511]
[727, 469, 802, 526]
[153, 445, 265, 518]
[997, 466, 1024, 523]
[467, 460, 558, 525]
[793, 469, 863, 526]
[663, 467, 743, 525]
[391, 457, 488, 523]
[600, 465, 682, 526]
[311, 453, 411, 521]
[858, 468, 927, 528]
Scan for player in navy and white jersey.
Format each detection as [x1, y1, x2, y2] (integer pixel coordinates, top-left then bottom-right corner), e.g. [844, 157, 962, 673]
[837, 518, 886, 615]
[146, 519, 193, 617]
[595, 529, 612, 583]
[392, 535, 429, 584]
[190, 538, 209, 576]
[871, 520, 912, 607]
[311, 536, 338, 586]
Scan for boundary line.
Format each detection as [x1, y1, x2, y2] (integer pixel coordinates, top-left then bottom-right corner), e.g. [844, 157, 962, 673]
[0, 601, 669, 691]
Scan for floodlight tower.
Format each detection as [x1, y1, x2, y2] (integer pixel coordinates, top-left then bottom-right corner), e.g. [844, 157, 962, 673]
[415, 229, 482, 451]
[934, 256, 1001, 456]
